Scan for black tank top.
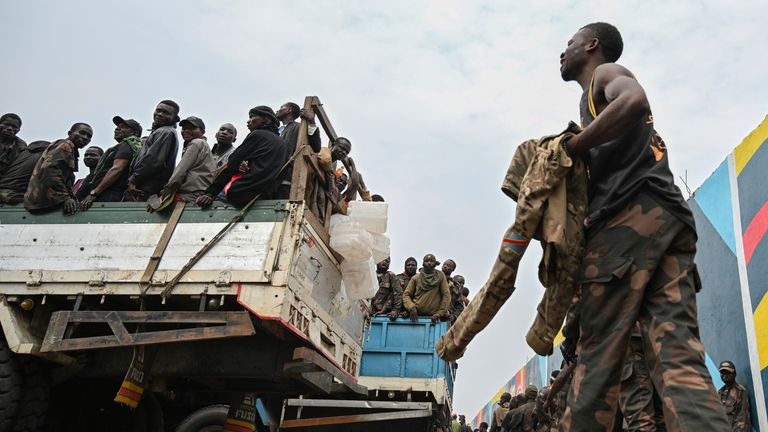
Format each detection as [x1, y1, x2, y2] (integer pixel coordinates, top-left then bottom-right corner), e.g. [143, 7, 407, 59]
[579, 74, 695, 229]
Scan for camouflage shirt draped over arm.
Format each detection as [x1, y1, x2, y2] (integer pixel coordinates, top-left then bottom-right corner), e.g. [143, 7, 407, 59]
[23, 139, 77, 211]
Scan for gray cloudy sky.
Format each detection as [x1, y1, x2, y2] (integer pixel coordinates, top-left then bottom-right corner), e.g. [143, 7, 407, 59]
[3, 0, 767, 419]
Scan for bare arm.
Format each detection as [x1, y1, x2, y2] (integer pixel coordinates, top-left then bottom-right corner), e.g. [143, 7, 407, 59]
[93, 159, 128, 195]
[567, 64, 651, 155]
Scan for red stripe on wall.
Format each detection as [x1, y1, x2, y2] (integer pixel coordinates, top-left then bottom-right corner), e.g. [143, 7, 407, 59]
[744, 201, 768, 264]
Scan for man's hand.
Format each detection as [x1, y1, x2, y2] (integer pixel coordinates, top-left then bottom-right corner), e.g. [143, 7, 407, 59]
[195, 193, 214, 207]
[389, 311, 399, 321]
[448, 313, 456, 323]
[409, 308, 418, 323]
[63, 198, 77, 215]
[430, 313, 442, 323]
[238, 161, 250, 173]
[299, 108, 316, 124]
[126, 182, 139, 193]
[80, 195, 95, 211]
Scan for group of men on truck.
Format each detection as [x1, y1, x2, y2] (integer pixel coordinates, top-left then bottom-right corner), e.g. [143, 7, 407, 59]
[0, 100, 369, 215]
[371, 254, 470, 323]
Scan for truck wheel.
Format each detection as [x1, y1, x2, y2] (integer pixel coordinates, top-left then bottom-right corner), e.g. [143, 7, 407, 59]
[11, 357, 50, 432]
[174, 405, 229, 432]
[0, 335, 22, 432]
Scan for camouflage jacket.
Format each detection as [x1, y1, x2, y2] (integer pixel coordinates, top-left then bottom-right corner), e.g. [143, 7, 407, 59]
[501, 122, 588, 355]
[436, 124, 586, 362]
[0, 136, 27, 178]
[23, 139, 78, 211]
[719, 383, 751, 432]
[448, 277, 465, 320]
[371, 271, 403, 315]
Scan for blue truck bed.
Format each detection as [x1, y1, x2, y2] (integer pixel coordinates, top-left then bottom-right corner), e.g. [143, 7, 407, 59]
[360, 317, 454, 397]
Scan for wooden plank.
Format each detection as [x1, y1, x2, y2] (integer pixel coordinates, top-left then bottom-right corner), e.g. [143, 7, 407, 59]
[281, 409, 432, 428]
[292, 347, 367, 396]
[285, 398, 432, 410]
[313, 102, 339, 143]
[62, 311, 236, 324]
[140, 201, 185, 292]
[297, 370, 334, 395]
[41, 312, 255, 352]
[104, 311, 133, 345]
[289, 96, 315, 202]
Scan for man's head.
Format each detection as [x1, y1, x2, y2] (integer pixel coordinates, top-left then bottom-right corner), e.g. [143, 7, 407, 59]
[422, 254, 439, 273]
[719, 360, 736, 385]
[479, 422, 488, 431]
[153, 100, 180, 128]
[68, 123, 93, 148]
[113, 116, 143, 142]
[247, 106, 279, 133]
[0, 113, 22, 141]
[404, 257, 417, 276]
[454, 275, 465, 288]
[459, 415, 466, 424]
[451, 413, 457, 420]
[525, 384, 538, 400]
[377, 257, 391, 273]
[371, 194, 385, 202]
[331, 137, 352, 161]
[83, 146, 104, 169]
[179, 116, 206, 142]
[500, 392, 511, 404]
[336, 172, 348, 191]
[442, 259, 456, 277]
[276, 102, 300, 123]
[560, 22, 622, 81]
[461, 287, 469, 298]
[215, 123, 237, 146]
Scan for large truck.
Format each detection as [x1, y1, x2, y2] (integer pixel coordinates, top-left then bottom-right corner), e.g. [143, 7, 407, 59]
[0, 97, 455, 432]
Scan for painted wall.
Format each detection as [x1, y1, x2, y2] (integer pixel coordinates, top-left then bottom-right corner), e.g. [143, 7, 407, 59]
[471, 116, 768, 430]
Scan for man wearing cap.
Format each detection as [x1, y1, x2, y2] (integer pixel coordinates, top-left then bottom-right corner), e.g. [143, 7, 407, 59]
[196, 106, 288, 208]
[150, 116, 215, 206]
[403, 254, 451, 323]
[212, 123, 238, 168]
[501, 385, 539, 432]
[125, 100, 180, 201]
[490, 392, 511, 432]
[72, 145, 104, 198]
[718, 360, 751, 431]
[276, 102, 322, 198]
[24, 123, 93, 215]
[0, 113, 27, 179]
[80, 117, 143, 209]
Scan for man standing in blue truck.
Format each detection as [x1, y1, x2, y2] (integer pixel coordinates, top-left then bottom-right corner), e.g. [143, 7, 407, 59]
[557, 22, 730, 431]
[403, 254, 450, 323]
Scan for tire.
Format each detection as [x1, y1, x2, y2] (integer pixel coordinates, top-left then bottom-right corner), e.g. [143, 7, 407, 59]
[11, 357, 50, 432]
[174, 405, 229, 432]
[0, 335, 22, 432]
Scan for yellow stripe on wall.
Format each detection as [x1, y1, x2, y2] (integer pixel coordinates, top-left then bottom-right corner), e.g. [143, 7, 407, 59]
[734, 115, 768, 175]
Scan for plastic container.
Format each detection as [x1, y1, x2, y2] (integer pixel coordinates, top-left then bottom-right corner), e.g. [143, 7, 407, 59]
[348, 201, 388, 234]
[371, 233, 390, 264]
[329, 220, 373, 261]
[341, 257, 377, 300]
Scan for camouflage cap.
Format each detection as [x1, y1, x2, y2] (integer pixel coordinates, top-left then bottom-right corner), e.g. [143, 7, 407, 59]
[718, 360, 736, 373]
[525, 384, 538, 399]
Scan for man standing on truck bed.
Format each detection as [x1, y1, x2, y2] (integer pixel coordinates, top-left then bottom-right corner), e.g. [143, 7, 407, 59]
[403, 254, 450, 323]
[24, 123, 93, 215]
[125, 100, 180, 201]
[557, 22, 730, 431]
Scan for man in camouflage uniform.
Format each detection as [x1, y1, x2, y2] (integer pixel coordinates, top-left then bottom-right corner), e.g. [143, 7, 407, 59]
[371, 257, 403, 320]
[557, 22, 729, 431]
[619, 325, 666, 432]
[502, 385, 539, 432]
[0, 113, 26, 178]
[24, 123, 93, 215]
[717, 360, 751, 432]
[403, 254, 451, 322]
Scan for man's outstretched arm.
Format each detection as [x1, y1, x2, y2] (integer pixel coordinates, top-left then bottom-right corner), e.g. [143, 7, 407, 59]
[567, 63, 651, 155]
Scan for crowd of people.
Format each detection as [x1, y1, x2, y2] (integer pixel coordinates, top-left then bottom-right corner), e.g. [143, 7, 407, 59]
[371, 255, 470, 323]
[0, 100, 366, 214]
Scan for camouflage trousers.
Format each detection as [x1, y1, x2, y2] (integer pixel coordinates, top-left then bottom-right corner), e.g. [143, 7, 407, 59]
[560, 192, 730, 432]
[620, 335, 666, 432]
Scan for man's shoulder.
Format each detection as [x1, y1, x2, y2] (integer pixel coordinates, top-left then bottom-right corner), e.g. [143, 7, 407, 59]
[245, 129, 282, 144]
[150, 126, 177, 139]
[15, 137, 27, 149]
[594, 63, 636, 86]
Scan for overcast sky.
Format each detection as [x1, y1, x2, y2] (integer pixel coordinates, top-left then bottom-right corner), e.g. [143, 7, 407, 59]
[3, 0, 767, 420]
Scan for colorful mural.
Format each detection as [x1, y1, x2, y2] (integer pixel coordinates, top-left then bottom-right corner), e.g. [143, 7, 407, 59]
[471, 116, 768, 430]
